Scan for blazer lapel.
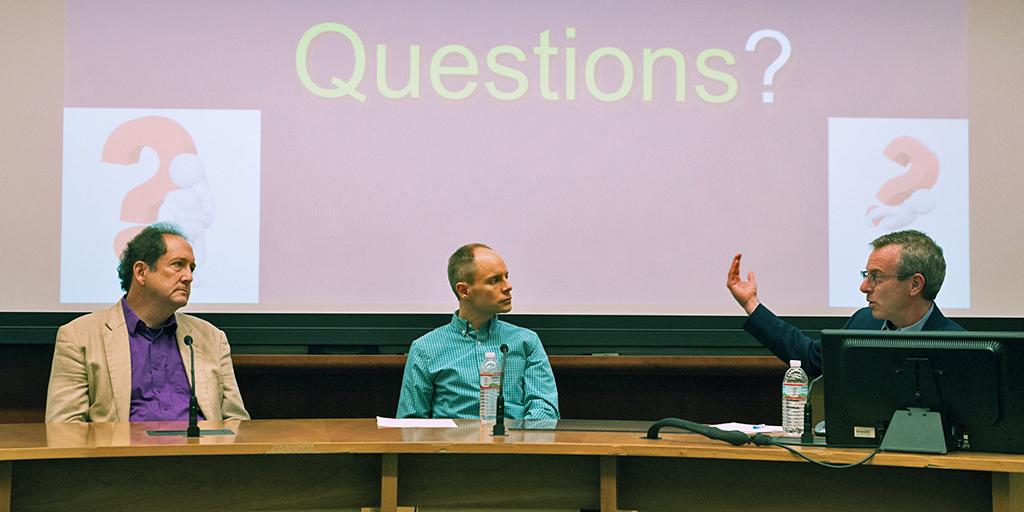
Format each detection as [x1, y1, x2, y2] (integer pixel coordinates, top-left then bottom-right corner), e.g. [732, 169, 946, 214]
[103, 303, 132, 422]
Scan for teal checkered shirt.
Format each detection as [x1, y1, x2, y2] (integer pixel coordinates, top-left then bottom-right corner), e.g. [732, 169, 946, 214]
[396, 313, 560, 419]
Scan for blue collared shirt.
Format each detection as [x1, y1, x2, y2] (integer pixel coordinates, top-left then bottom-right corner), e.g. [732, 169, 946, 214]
[882, 303, 935, 332]
[397, 313, 560, 420]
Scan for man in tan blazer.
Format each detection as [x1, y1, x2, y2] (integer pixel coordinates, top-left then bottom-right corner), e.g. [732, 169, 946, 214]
[45, 223, 249, 423]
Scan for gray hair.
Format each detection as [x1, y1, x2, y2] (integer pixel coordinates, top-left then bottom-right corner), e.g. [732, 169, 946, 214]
[871, 230, 945, 300]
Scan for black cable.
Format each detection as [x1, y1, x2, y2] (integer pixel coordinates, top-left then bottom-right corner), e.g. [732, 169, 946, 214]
[753, 434, 881, 468]
[648, 418, 881, 469]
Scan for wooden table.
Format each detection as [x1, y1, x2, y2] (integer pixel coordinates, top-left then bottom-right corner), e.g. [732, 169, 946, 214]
[1, 418, 1021, 511]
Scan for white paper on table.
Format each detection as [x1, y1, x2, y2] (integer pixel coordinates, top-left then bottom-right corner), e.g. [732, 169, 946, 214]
[712, 422, 784, 434]
[376, 416, 458, 428]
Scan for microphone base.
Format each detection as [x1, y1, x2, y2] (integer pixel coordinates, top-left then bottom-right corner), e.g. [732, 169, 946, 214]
[187, 425, 201, 438]
[774, 435, 827, 446]
[146, 428, 236, 437]
[491, 423, 506, 436]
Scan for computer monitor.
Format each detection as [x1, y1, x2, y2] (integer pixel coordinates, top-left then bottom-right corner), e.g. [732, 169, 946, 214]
[821, 329, 1024, 454]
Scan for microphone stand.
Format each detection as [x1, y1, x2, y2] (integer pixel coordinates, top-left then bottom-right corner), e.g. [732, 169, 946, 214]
[145, 334, 236, 438]
[492, 343, 509, 436]
[801, 376, 821, 444]
[185, 335, 200, 438]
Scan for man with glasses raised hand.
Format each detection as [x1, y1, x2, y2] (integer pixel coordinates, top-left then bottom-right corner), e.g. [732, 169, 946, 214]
[726, 230, 963, 377]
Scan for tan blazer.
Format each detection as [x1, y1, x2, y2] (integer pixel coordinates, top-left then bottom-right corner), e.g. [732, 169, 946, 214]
[45, 303, 250, 423]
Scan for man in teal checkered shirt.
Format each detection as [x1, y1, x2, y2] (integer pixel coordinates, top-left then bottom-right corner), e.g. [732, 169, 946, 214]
[396, 243, 560, 419]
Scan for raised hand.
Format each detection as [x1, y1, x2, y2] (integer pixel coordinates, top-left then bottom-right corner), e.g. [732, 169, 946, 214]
[727, 253, 760, 315]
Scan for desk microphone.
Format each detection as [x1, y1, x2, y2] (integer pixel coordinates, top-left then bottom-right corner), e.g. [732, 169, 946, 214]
[492, 343, 509, 436]
[184, 335, 200, 438]
[801, 376, 821, 444]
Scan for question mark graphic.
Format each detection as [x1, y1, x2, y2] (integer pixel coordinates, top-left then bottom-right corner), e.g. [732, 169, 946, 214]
[865, 136, 940, 228]
[101, 115, 197, 256]
[876, 136, 939, 205]
[745, 29, 792, 104]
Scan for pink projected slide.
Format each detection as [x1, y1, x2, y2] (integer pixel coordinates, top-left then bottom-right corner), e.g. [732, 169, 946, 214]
[62, 1, 968, 313]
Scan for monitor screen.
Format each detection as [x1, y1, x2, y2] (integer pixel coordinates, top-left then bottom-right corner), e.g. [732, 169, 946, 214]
[821, 329, 1024, 454]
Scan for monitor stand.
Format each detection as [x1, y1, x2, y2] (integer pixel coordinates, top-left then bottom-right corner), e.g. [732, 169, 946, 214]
[879, 407, 947, 454]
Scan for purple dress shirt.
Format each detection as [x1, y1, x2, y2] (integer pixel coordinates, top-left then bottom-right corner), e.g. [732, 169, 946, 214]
[121, 299, 204, 422]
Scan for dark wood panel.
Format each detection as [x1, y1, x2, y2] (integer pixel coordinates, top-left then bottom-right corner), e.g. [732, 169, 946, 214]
[231, 354, 785, 375]
[0, 346, 52, 423]
[0, 346, 786, 424]
[12, 455, 380, 511]
[232, 355, 785, 423]
[399, 454, 599, 508]
[617, 457, 991, 512]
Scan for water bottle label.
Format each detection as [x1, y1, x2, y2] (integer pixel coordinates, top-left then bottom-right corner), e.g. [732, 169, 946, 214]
[480, 373, 500, 390]
[782, 382, 808, 400]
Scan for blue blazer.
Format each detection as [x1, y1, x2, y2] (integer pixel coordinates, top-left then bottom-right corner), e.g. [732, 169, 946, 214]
[743, 304, 964, 377]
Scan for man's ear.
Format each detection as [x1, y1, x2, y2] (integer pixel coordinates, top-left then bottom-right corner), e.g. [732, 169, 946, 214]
[132, 261, 149, 287]
[908, 273, 926, 297]
[455, 282, 470, 300]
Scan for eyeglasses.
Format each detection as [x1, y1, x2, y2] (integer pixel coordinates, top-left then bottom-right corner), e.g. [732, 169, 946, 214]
[859, 270, 907, 285]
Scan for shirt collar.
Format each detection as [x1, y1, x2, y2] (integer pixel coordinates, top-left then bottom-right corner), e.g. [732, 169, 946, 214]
[882, 303, 934, 332]
[449, 311, 496, 339]
[121, 296, 177, 334]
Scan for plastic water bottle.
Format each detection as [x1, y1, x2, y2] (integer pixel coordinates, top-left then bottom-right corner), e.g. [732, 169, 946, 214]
[782, 359, 809, 436]
[479, 351, 501, 426]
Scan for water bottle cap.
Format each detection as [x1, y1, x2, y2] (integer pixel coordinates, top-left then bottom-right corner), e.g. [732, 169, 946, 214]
[485, 352, 496, 357]
[789, 360, 801, 367]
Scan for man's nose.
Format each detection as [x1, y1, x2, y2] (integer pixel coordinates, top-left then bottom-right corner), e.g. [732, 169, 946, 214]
[859, 277, 871, 294]
[182, 267, 194, 282]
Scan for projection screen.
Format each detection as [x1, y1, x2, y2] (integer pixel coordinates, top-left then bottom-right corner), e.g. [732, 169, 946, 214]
[1, 0, 1022, 316]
